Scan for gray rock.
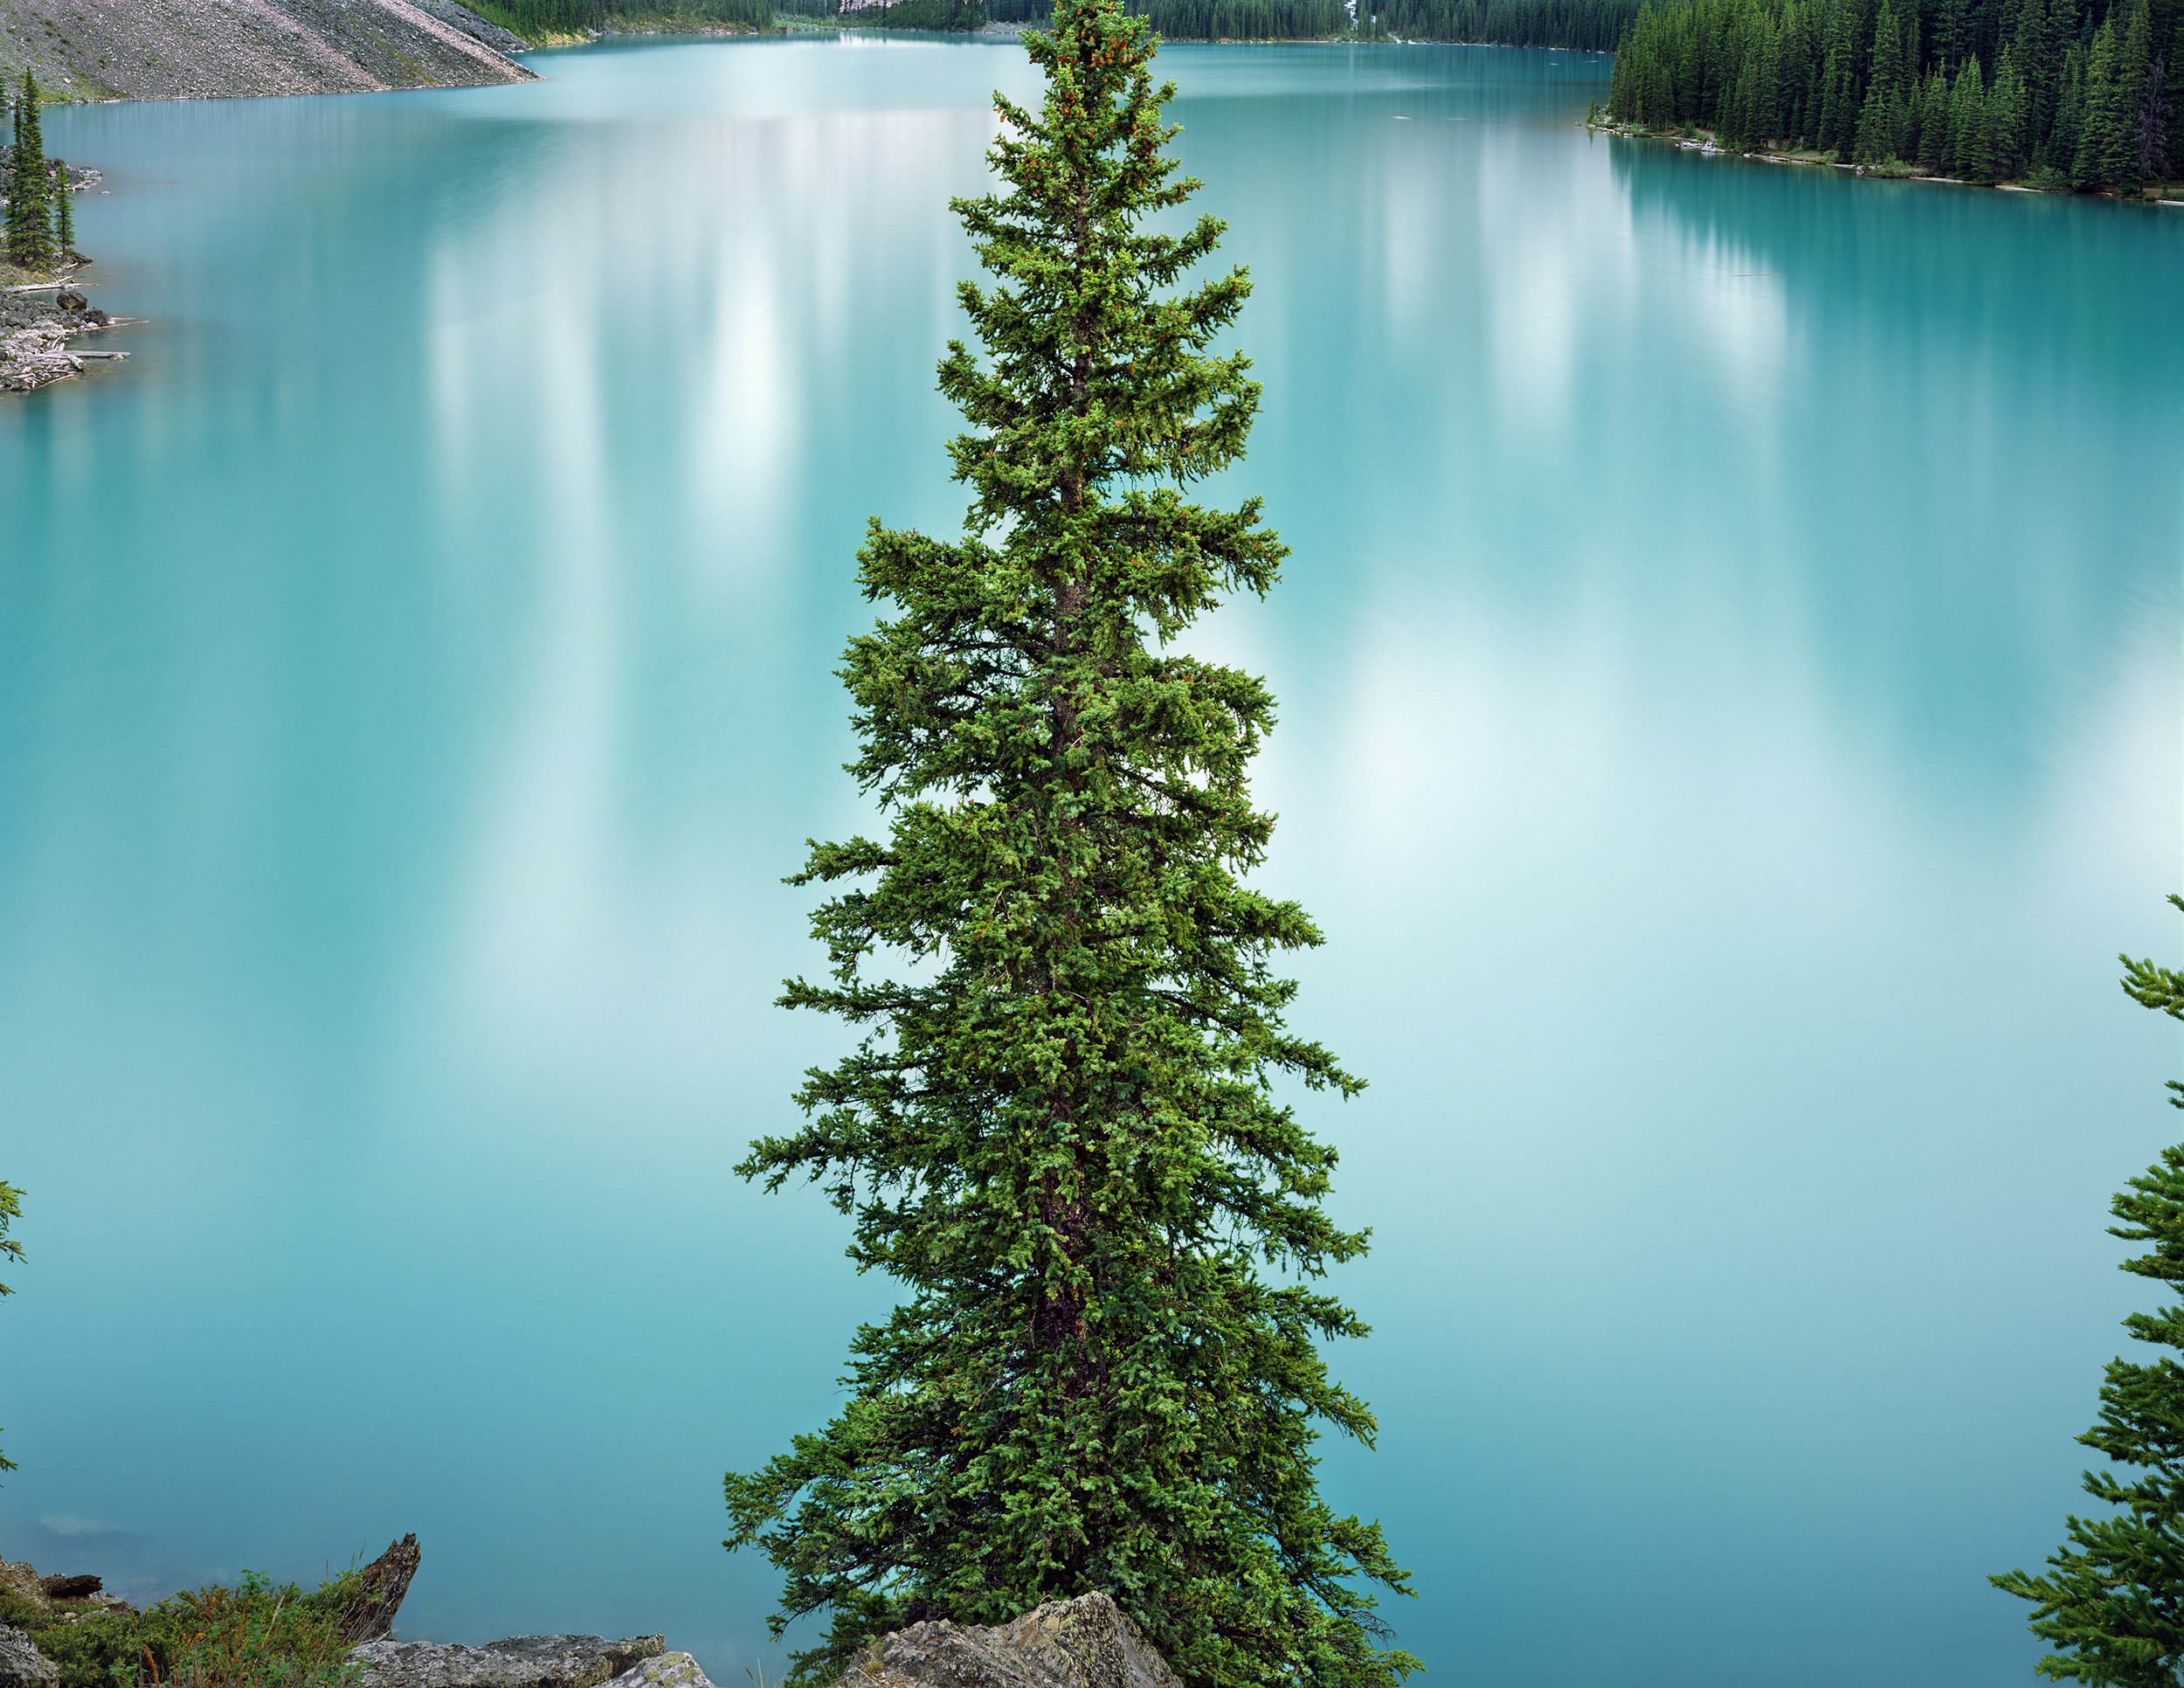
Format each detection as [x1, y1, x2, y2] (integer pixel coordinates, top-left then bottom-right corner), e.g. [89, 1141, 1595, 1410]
[0, 1567, 45, 1611]
[351, 1636, 667, 1688]
[36, 1577, 99, 1602]
[833, 1594, 1181, 1688]
[0, 1627, 59, 1688]
[603, 1655, 717, 1688]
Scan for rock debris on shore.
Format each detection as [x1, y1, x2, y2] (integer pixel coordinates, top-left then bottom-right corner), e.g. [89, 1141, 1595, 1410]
[0, 287, 117, 393]
[0, 1552, 1176, 1688]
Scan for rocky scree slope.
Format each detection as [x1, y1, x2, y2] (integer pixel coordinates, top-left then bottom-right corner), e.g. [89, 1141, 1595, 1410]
[0, 0, 533, 100]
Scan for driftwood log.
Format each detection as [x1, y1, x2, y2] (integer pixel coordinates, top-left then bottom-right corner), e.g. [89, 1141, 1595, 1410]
[335, 1534, 424, 1645]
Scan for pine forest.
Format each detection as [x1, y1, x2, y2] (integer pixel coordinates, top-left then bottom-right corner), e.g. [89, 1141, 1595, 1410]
[1607, 0, 2183, 188]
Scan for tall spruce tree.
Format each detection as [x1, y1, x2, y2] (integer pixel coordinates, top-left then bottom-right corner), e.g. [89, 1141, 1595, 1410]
[1950, 52, 1995, 171]
[5, 73, 52, 271]
[1994, 898, 2184, 1686]
[1855, 0, 1909, 159]
[722, 3, 1415, 1687]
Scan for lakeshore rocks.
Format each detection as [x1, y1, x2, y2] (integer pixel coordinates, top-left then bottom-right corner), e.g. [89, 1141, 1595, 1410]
[0, 291, 117, 394]
[33, 1579, 99, 1603]
[603, 1655, 717, 1688]
[0, 1627, 59, 1688]
[0, 1567, 43, 1611]
[835, 1594, 1181, 1688]
[351, 1635, 667, 1688]
[0, 326, 90, 393]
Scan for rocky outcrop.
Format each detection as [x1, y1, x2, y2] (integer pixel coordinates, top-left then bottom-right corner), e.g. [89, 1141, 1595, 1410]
[0, 0, 535, 103]
[603, 1655, 717, 1688]
[1, 248, 120, 396]
[335, 1535, 424, 1646]
[0, 1627, 59, 1688]
[0, 1560, 130, 1615]
[0, 1567, 43, 1612]
[351, 1636, 668, 1688]
[833, 1595, 1180, 1688]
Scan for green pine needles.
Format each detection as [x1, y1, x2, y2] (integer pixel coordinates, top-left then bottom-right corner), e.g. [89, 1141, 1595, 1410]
[6, 73, 55, 272]
[723, 4, 1415, 1687]
[1994, 896, 2184, 1685]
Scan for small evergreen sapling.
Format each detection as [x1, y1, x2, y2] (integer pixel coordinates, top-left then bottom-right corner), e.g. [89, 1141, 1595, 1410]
[724, 3, 1415, 1686]
[1994, 896, 2184, 1685]
[50, 157, 75, 263]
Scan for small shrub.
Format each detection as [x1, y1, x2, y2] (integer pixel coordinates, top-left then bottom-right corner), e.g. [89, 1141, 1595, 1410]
[6, 1568, 367, 1688]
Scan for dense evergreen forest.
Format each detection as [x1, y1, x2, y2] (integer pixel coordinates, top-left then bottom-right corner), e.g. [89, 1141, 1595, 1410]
[479, 0, 1630, 45]
[473, 0, 772, 31]
[1380, 0, 1635, 46]
[1606, 0, 2182, 187]
[1003, 0, 1634, 37]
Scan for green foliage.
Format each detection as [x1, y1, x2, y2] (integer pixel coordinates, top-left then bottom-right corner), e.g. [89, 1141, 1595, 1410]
[1606, 0, 2181, 188]
[51, 157, 76, 261]
[1001, 0, 1641, 36]
[0, 1569, 368, 1688]
[723, 3, 1413, 1687]
[1992, 896, 2184, 1685]
[7, 72, 55, 270]
[1378, 0, 1639, 48]
[468, 0, 771, 38]
[1125, 0, 1349, 36]
[847, 0, 992, 30]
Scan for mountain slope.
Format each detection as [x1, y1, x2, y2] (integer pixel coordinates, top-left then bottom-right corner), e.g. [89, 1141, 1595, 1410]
[0, 0, 535, 100]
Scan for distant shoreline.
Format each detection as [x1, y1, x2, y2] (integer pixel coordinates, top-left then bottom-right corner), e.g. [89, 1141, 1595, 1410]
[1586, 115, 2184, 204]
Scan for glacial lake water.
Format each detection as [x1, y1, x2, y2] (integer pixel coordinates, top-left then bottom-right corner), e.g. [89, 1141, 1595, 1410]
[3, 33, 2181, 1688]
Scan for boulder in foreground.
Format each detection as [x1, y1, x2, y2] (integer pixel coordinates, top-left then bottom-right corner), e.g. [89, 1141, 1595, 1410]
[0, 1627, 58, 1688]
[352, 1635, 667, 1688]
[603, 1654, 717, 1688]
[833, 1594, 1180, 1688]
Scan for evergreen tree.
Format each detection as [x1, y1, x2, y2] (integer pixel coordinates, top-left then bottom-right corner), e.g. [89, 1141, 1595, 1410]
[0, 1180, 19, 1479]
[2115, 0, 2164, 180]
[1936, 0, 1972, 63]
[5, 73, 52, 270]
[2165, 14, 2184, 178]
[722, 3, 1416, 1687]
[1950, 52, 1994, 170]
[1994, 898, 2184, 1687]
[1855, 0, 1909, 156]
[49, 157, 74, 263]
[1916, 63, 1953, 160]
[2054, 34, 2090, 163]
[2073, 10, 2133, 185]
[1819, 0, 1864, 149]
[1988, 45, 2029, 169]
[2013, 0, 2068, 158]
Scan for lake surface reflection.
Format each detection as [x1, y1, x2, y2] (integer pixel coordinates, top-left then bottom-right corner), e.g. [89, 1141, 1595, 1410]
[2, 36, 2179, 1688]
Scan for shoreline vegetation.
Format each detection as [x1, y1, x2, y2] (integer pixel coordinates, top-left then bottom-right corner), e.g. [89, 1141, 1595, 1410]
[1586, 107, 2184, 195]
[1, 72, 120, 395]
[1600, 0, 2184, 197]
[464, 0, 1644, 50]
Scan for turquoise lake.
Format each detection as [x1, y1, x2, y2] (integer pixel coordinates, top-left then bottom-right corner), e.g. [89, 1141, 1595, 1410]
[3, 31, 2181, 1686]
